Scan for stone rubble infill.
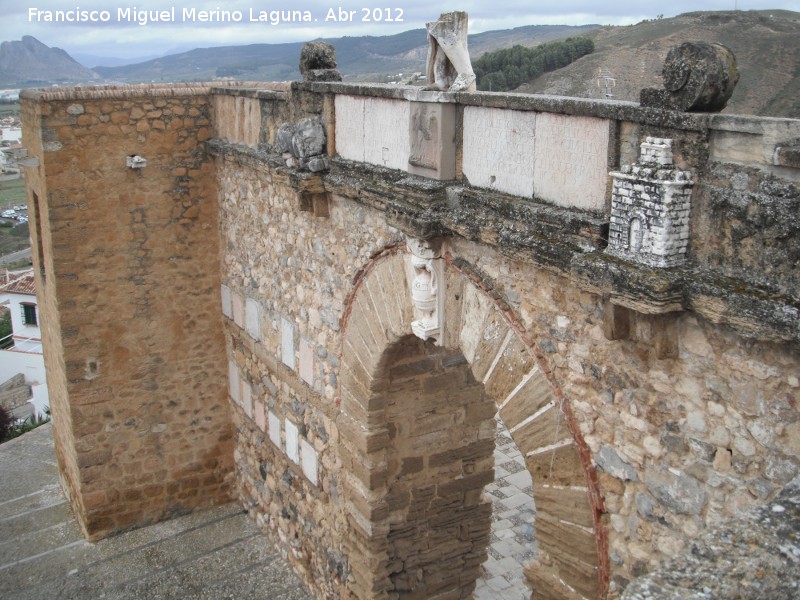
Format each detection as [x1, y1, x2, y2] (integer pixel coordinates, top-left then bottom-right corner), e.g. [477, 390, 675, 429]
[622, 474, 800, 599]
[474, 415, 538, 600]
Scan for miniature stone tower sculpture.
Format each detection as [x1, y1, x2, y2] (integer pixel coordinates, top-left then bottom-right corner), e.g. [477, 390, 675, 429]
[606, 138, 694, 268]
[425, 11, 477, 92]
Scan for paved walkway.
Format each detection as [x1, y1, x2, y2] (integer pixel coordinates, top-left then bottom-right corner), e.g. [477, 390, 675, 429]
[0, 424, 312, 600]
[2, 422, 537, 599]
[474, 415, 538, 600]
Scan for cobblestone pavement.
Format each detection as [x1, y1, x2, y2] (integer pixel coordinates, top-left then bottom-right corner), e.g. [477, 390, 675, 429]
[474, 416, 538, 600]
[0, 424, 312, 600]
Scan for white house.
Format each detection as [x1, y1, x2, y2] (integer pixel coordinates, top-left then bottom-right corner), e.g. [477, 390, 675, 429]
[0, 270, 48, 417]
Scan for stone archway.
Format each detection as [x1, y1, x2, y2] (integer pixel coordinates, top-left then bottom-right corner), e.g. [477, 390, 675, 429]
[337, 243, 607, 600]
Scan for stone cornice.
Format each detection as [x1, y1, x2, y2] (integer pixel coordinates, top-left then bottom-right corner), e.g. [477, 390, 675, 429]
[208, 139, 799, 345]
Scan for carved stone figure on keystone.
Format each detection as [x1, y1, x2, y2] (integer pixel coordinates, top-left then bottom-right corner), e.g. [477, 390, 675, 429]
[640, 41, 739, 112]
[424, 11, 477, 92]
[299, 40, 342, 82]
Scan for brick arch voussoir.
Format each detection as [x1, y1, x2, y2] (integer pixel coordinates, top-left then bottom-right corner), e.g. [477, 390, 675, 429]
[446, 257, 609, 600]
[337, 247, 609, 600]
[339, 243, 414, 409]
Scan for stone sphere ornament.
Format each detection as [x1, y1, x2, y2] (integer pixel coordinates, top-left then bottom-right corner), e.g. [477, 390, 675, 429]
[640, 41, 739, 112]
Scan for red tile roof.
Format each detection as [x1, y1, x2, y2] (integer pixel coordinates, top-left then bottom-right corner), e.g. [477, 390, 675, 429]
[0, 271, 36, 295]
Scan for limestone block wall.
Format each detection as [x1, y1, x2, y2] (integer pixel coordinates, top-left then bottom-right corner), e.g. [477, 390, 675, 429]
[20, 85, 234, 540]
[21, 93, 81, 513]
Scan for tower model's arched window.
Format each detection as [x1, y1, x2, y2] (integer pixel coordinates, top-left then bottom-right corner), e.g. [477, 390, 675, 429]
[628, 217, 643, 252]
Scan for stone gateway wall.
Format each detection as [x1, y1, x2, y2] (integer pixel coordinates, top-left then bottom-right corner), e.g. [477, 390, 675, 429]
[20, 85, 234, 540]
[21, 80, 800, 599]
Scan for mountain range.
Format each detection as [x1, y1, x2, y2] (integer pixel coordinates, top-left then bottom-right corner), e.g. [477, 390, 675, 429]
[0, 35, 99, 87]
[1, 10, 798, 118]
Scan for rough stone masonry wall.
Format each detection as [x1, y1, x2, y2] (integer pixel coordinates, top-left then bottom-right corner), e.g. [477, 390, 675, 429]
[448, 237, 800, 594]
[20, 86, 234, 539]
[0, 373, 33, 412]
[213, 85, 800, 599]
[24, 79, 800, 599]
[216, 147, 405, 598]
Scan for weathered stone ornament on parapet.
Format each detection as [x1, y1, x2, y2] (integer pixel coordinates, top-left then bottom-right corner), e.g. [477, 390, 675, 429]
[424, 11, 477, 92]
[407, 237, 445, 345]
[277, 118, 329, 171]
[606, 138, 694, 268]
[640, 41, 739, 112]
[299, 40, 342, 82]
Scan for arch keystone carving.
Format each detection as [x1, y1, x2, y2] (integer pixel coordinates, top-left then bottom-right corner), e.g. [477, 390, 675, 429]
[407, 236, 445, 345]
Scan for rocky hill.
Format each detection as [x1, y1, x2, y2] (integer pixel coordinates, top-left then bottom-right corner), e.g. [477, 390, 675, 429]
[92, 24, 598, 83]
[518, 10, 800, 118]
[0, 36, 99, 87]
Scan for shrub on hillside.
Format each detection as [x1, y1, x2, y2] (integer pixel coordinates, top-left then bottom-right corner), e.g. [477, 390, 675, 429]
[474, 37, 595, 92]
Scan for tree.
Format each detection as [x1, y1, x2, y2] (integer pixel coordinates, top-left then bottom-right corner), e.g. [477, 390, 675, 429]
[0, 310, 11, 349]
[475, 37, 595, 92]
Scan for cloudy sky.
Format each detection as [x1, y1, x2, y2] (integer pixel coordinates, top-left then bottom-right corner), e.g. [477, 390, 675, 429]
[5, 0, 797, 62]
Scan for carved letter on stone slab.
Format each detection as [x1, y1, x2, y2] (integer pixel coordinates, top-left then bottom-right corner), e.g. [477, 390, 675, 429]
[407, 237, 445, 345]
[425, 11, 477, 92]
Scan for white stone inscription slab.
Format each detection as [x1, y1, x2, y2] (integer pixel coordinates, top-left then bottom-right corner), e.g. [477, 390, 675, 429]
[221, 285, 232, 319]
[299, 338, 314, 386]
[268, 411, 281, 448]
[285, 419, 300, 464]
[533, 113, 610, 210]
[228, 360, 240, 404]
[241, 380, 252, 419]
[255, 400, 266, 432]
[300, 439, 318, 486]
[335, 95, 410, 171]
[462, 106, 536, 198]
[281, 317, 296, 370]
[335, 95, 364, 163]
[245, 298, 260, 340]
[232, 291, 244, 329]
